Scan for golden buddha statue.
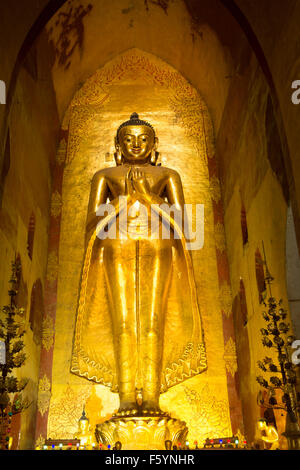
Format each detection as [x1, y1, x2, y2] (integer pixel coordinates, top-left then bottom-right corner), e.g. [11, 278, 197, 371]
[256, 418, 279, 450]
[71, 113, 206, 417]
[73, 408, 95, 449]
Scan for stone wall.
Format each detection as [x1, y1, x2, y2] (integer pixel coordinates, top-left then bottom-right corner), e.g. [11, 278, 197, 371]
[0, 30, 59, 449]
[217, 45, 290, 446]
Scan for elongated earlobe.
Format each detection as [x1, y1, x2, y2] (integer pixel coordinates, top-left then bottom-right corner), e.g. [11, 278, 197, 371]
[150, 136, 159, 165]
[114, 149, 123, 166]
[114, 137, 123, 165]
[150, 150, 159, 165]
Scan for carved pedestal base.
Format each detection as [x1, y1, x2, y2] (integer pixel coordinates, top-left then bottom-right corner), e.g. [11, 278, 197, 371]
[95, 415, 188, 450]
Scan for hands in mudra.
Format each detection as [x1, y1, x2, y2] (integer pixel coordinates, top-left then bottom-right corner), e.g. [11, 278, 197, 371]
[125, 167, 151, 196]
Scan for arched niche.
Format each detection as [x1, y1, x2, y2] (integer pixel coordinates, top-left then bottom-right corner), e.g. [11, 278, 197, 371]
[46, 0, 231, 133]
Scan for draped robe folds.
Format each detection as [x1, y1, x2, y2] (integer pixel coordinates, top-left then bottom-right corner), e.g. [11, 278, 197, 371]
[71, 191, 207, 393]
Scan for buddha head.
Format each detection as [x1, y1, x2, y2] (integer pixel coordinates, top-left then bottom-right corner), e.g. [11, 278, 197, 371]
[115, 113, 158, 165]
[258, 418, 268, 431]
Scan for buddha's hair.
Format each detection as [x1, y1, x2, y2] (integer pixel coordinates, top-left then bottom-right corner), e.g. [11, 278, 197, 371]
[116, 112, 155, 143]
[79, 408, 89, 421]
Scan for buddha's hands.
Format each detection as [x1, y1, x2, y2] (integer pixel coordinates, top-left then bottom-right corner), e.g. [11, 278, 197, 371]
[125, 168, 134, 196]
[132, 168, 151, 195]
[125, 168, 151, 196]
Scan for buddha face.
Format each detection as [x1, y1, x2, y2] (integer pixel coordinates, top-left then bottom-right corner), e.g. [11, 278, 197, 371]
[118, 125, 156, 163]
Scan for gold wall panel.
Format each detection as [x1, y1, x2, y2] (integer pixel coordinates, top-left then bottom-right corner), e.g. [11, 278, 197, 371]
[47, 49, 231, 444]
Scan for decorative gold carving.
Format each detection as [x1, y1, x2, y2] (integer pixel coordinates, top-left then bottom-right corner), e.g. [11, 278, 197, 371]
[169, 94, 208, 157]
[183, 384, 231, 443]
[46, 251, 58, 283]
[219, 282, 233, 318]
[35, 434, 45, 449]
[214, 222, 226, 253]
[56, 139, 67, 166]
[50, 191, 63, 218]
[37, 375, 51, 417]
[210, 176, 221, 203]
[48, 385, 93, 440]
[42, 315, 54, 351]
[162, 342, 207, 392]
[66, 49, 213, 163]
[95, 415, 188, 450]
[223, 337, 238, 377]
